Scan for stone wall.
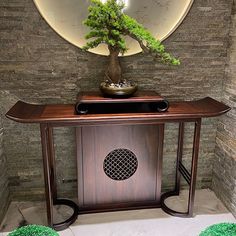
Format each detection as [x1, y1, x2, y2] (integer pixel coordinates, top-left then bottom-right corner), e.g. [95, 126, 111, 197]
[212, 0, 236, 217]
[0, 0, 232, 200]
[0, 114, 10, 222]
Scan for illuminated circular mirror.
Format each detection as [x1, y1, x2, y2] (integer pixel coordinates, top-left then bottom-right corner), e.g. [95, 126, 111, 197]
[33, 0, 194, 56]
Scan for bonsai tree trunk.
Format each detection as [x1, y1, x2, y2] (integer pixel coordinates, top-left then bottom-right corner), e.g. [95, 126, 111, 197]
[106, 46, 122, 84]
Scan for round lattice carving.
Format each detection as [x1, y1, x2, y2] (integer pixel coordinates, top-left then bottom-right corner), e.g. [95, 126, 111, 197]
[103, 149, 138, 181]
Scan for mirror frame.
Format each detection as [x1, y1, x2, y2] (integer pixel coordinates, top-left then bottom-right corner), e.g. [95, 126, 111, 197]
[33, 0, 194, 56]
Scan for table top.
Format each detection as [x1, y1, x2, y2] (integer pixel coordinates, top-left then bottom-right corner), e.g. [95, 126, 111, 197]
[6, 96, 230, 125]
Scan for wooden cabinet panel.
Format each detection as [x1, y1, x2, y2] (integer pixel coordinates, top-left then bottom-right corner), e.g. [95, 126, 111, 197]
[77, 124, 164, 209]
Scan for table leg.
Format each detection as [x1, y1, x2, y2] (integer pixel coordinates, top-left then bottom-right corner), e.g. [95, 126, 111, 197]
[175, 122, 184, 194]
[188, 119, 201, 216]
[47, 126, 57, 201]
[40, 123, 54, 227]
[161, 119, 201, 217]
[40, 124, 79, 230]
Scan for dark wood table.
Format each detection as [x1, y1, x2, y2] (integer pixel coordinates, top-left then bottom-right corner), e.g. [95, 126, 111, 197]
[6, 91, 230, 231]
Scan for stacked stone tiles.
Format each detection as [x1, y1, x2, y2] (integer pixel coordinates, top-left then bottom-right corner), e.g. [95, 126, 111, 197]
[212, 0, 236, 217]
[0, 115, 10, 222]
[0, 0, 233, 202]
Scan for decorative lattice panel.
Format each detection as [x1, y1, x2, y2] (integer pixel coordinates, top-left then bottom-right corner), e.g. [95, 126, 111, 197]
[103, 149, 138, 181]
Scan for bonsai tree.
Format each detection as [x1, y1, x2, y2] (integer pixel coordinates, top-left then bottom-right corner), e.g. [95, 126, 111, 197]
[83, 0, 180, 93]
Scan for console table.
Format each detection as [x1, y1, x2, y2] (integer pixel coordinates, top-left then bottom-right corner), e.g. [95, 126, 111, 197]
[6, 91, 230, 231]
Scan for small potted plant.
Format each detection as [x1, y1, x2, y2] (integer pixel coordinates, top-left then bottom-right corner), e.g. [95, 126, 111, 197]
[83, 0, 180, 97]
[7, 225, 59, 236]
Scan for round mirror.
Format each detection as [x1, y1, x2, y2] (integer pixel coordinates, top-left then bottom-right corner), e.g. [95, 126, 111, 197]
[33, 0, 194, 56]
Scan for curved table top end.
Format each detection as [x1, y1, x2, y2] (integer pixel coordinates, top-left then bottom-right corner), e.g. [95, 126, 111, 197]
[5, 97, 231, 124]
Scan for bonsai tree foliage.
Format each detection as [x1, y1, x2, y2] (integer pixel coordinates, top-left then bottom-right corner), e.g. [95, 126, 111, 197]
[83, 0, 180, 85]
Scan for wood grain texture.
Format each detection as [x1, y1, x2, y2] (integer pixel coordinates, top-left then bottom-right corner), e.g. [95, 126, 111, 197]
[6, 97, 230, 124]
[77, 91, 164, 103]
[77, 124, 163, 209]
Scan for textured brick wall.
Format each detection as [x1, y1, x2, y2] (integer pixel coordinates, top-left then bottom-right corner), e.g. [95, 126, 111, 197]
[212, 0, 236, 217]
[0, 0, 232, 200]
[0, 114, 10, 223]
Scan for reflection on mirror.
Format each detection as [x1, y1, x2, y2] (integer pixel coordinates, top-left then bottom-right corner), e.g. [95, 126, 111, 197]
[33, 0, 194, 56]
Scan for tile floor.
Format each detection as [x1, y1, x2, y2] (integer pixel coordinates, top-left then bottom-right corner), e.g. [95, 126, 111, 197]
[1, 189, 235, 236]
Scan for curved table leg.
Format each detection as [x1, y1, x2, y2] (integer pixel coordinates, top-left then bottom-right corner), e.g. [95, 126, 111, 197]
[161, 119, 201, 217]
[40, 124, 79, 231]
[53, 198, 78, 231]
